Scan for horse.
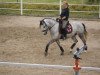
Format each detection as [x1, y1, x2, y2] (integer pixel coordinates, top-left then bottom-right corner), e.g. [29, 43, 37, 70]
[40, 18, 88, 56]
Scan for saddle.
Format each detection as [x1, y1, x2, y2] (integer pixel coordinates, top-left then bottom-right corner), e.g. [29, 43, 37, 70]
[57, 19, 73, 39]
[60, 21, 73, 34]
[66, 21, 73, 34]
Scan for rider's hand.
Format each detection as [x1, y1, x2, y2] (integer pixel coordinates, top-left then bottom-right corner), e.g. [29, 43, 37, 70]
[56, 18, 59, 22]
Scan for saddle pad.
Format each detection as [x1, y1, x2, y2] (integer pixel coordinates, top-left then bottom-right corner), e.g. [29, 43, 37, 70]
[66, 23, 73, 34]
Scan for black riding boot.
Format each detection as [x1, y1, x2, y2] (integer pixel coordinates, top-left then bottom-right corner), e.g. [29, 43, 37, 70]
[60, 28, 67, 40]
[63, 31, 67, 39]
[60, 34, 64, 40]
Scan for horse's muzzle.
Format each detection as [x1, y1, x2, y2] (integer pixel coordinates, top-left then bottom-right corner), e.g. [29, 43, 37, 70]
[42, 30, 47, 35]
[44, 32, 47, 35]
[42, 30, 46, 32]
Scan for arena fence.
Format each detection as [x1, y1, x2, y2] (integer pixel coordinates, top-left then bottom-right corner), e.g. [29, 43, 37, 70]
[0, 62, 100, 71]
[0, 61, 100, 75]
[0, 0, 100, 19]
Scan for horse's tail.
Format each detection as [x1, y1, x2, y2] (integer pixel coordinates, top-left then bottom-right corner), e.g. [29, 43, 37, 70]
[82, 23, 88, 40]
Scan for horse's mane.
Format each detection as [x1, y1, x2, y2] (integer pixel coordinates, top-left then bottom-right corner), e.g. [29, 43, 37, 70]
[43, 18, 56, 22]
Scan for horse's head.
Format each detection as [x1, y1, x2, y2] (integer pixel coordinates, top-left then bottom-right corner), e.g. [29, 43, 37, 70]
[39, 19, 49, 35]
[40, 18, 58, 35]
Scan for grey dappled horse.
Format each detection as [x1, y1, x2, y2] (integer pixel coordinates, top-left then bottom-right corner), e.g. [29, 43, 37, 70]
[40, 18, 88, 56]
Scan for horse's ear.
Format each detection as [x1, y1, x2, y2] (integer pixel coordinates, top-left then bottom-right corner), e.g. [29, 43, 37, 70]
[40, 20, 42, 28]
[40, 20, 42, 25]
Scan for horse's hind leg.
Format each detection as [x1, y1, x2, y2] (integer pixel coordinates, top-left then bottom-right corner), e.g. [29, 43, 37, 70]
[70, 36, 78, 53]
[56, 41, 64, 55]
[79, 34, 87, 50]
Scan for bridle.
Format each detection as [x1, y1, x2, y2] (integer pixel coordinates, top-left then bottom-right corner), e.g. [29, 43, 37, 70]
[40, 19, 55, 31]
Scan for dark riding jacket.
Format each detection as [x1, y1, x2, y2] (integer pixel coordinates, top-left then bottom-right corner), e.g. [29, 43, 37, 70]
[60, 7, 69, 20]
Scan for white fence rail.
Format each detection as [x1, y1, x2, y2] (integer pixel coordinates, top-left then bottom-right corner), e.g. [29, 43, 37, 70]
[0, 62, 100, 71]
[20, 0, 23, 15]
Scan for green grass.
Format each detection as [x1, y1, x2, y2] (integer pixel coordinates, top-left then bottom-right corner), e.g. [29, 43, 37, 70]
[0, 3, 99, 11]
[0, 9, 20, 15]
[23, 10, 59, 16]
[0, 0, 59, 3]
[0, 0, 85, 4]
[0, 0, 99, 5]
[0, 9, 98, 19]
[70, 5, 99, 11]
[70, 12, 99, 19]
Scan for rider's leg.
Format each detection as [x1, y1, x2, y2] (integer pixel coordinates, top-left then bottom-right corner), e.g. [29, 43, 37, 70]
[62, 20, 68, 39]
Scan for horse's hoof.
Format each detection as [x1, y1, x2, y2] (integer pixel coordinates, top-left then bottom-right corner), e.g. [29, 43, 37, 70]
[69, 48, 73, 53]
[84, 45, 87, 50]
[69, 50, 72, 53]
[69, 51, 72, 53]
[44, 52, 48, 57]
[84, 50, 87, 53]
[60, 52, 64, 55]
[85, 47, 87, 50]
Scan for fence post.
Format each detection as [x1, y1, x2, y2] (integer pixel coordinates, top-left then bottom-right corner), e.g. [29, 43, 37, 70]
[20, 0, 23, 15]
[59, 0, 62, 14]
[99, 1, 100, 19]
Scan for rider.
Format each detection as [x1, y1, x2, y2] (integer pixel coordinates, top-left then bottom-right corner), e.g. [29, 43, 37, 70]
[58, 0, 69, 39]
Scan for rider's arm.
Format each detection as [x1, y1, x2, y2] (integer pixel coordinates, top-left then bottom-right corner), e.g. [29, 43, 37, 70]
[62, 16, 66, 20]
[61, 8, 69, 20]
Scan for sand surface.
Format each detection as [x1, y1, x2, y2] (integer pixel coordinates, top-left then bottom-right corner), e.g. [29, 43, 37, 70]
[0, 16, 100, 75]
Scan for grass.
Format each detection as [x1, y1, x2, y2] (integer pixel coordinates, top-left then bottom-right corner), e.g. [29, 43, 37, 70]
[0, 3, 98, 11]
[0, 0, 58, 3]
[0, 9, 98, 19]
[0, 9, 20, 15]
[0, 0, 84, 4]
[70, 12, 99, 19]
[23, 10, 59, 16]
[0, 0, 99, 4]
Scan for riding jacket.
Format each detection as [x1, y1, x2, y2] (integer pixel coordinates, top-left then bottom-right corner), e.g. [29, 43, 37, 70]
[60, 7, 69, 21]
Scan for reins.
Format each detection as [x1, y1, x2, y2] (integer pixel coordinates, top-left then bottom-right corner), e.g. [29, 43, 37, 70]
[43, 19, 55, 31]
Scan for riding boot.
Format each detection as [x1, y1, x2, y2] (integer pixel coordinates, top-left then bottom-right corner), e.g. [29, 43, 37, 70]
[64, 34, 67, 39]
[63, 28, 67, 39]
[60, 34, 65, 40]
[60, 28, 67, 40]
[61, 34, 67, 40]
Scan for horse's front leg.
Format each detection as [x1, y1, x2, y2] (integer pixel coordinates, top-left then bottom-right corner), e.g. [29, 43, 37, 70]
[45, 39, 55, 56]
[70, 36, 78, 53]
[56, 41, 64, 55]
